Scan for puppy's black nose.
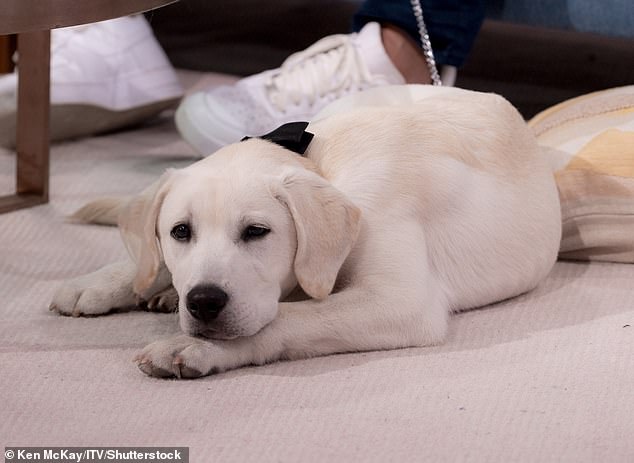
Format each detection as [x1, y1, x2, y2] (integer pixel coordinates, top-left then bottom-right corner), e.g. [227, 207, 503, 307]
[186, 285, 228, 321]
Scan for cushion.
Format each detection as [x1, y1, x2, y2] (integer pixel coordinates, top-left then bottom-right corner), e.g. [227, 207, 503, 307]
[529, 85, 634, 263]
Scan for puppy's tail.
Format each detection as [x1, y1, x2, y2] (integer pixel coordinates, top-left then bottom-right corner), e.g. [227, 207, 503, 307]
[68, 197, 127, 226]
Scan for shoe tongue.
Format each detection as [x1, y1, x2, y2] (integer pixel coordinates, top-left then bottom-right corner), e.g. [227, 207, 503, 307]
[354, 22, 406, 85]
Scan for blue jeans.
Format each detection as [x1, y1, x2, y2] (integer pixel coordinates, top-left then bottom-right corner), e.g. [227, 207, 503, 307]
[352, 0, 485, 67]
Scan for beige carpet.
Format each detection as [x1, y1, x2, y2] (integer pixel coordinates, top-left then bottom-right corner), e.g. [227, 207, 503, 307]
[1, 73, 633, 462]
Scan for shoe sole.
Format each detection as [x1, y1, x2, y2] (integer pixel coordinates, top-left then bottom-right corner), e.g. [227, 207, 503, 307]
[175, 92, 241, 156]
[0, 98, 180, 148]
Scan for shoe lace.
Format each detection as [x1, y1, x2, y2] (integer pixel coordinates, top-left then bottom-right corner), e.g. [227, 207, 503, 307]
[265, 33, 373, 113]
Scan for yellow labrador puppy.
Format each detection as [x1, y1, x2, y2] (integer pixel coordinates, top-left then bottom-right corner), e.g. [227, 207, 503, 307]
[50, 86, 561, 379]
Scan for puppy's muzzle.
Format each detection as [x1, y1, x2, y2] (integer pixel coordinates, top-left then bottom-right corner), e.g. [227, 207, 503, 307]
[186, 285, 228, 322]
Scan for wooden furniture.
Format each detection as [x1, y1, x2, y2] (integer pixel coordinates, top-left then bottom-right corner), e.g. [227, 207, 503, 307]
[0, 0, 176, 213]
[0, 35, 16, 73]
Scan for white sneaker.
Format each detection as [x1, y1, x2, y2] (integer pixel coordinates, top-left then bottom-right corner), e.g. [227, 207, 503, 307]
[175, 22, 405, 155]
[0, 15, 183, 147]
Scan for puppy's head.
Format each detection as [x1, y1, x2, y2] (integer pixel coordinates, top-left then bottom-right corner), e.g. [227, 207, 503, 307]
[119, 140, 361, 339]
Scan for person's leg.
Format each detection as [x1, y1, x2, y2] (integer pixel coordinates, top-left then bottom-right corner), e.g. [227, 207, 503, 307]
[380, 23, 432, 84]
[353, 0, 486, 68]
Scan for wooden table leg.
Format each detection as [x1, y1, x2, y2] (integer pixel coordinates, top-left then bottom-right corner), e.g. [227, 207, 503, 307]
[0, 35, 17, 73]
[0, 29, 50, 213]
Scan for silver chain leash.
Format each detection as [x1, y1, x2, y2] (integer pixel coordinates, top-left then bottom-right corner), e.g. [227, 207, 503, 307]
[410, 0, 442, 86]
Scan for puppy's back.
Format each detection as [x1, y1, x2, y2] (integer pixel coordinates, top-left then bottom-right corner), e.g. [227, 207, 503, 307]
[307, 88, 562, 311]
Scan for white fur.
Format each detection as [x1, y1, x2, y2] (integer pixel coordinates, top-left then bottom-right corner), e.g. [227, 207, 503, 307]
[50, 87, 561, 379]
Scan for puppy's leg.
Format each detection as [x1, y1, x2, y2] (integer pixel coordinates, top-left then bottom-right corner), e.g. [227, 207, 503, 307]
[136, 285, 447, 379]
[137, 225, 448, 378]
[50, 260, 171, 316]
[145, 286, 179, 313]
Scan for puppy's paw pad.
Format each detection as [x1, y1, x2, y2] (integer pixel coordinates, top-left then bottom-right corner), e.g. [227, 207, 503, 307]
[135, 336, 222, 379]
[146, 287, 179, 313]
[173, 358, 203, 379]
[137, 360, 175, 378]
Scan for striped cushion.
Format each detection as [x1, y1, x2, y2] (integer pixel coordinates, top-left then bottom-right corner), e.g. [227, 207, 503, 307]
[530, 85, 634, 263]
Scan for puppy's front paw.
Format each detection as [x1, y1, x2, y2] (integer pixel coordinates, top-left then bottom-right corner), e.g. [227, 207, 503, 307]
[135, 335, 234, 379]
[49, 280, 125, 317]
[49, 262, 140, 316]
[144, 286, 179, 313]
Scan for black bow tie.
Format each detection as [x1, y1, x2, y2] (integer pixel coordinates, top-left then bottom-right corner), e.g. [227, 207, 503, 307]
[241, 121, 314, 155]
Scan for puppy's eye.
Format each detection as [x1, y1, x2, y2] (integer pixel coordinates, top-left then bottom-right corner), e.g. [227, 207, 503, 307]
[242, 225, 270, 242]
[170, 223, 191, 242]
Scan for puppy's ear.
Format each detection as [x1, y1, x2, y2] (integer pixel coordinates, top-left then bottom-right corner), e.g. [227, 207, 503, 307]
[118, 170, 174, 297]
[276, 170, 361, 299]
